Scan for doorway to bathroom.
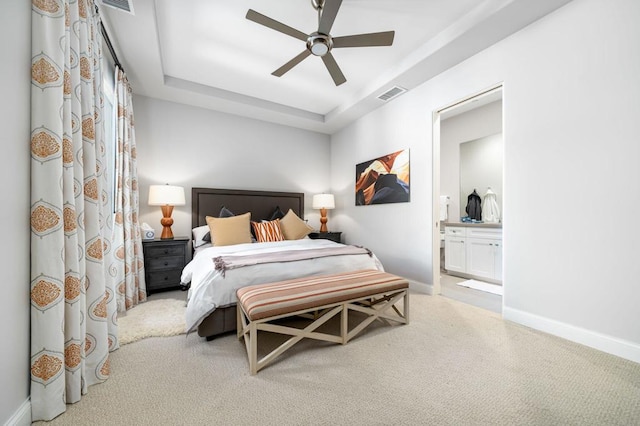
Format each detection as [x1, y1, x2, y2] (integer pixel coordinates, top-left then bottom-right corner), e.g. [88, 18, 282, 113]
[432, 85, 504, 314]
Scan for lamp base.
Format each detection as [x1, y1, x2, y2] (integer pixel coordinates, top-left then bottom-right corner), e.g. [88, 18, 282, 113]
[319, 207, 328, 233]
[160, 205, 175, 239]
[160, 228, 174, 240]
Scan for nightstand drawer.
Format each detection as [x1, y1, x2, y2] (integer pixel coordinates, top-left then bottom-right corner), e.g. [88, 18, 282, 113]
[144, 245, 185, 258]
[147, 270, 183, 288]
[147, 255, 184, 271]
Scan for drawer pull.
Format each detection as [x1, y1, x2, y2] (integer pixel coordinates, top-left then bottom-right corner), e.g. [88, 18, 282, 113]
[164, 249, 169, 254]
[164, 276, 168, 281]
[164, 262, 169, 266]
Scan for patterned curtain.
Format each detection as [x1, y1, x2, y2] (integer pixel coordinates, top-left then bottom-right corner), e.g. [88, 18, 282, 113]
[30, 0, 117, 421]
[110, 66, 146, 312]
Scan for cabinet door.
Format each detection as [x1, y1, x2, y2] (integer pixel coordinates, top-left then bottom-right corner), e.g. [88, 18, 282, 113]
[466, 238, 495, 280]
[445, 237, 466, 273]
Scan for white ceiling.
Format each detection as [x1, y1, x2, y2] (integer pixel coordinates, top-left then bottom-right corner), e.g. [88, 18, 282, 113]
[99, 0, 573, 134]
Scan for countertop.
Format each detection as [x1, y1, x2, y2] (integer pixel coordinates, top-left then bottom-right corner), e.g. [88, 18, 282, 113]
[443, 222, 502, 229]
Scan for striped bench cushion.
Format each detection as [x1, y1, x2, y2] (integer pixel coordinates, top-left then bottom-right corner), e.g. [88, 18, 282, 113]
[237, 269, 408, 321]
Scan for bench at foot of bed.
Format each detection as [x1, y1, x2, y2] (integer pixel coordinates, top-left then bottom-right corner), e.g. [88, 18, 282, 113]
[236, 269, 410, 375]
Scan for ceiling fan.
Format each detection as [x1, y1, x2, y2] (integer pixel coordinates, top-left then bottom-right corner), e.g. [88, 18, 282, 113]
[246, 0, 395, 86]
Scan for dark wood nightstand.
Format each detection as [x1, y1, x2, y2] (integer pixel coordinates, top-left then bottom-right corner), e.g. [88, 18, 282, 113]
[142, 237, 189, 295]
[308, 231, 342, 243]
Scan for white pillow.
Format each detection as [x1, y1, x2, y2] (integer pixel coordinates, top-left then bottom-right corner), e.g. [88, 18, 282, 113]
[192, 225, 211, 248]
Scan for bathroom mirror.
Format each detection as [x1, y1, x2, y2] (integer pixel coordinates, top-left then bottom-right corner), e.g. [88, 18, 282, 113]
[459, 133, 503, 220]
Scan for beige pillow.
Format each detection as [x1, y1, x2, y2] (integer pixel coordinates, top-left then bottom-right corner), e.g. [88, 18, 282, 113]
[279, 209, 313, 240]
[206, 212, 252, 246]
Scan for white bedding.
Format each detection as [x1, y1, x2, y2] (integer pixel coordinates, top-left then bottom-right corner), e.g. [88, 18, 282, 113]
[181, 239, 384, 332]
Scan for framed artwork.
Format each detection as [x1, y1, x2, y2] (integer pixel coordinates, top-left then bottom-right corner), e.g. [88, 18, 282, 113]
[355, 149, 410, 205]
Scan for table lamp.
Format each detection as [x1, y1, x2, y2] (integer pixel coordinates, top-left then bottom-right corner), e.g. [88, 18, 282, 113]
[148, 184, 185, 239]
[312, 193, 335, 233]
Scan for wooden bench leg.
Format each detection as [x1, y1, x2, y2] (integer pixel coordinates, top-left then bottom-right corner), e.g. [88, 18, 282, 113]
[345, 290, 408, 343]
[249, 322, 258, 375]
[239, 287, 409, 374]
[404, 290, 410, 324]
[341, 303, 348, 344]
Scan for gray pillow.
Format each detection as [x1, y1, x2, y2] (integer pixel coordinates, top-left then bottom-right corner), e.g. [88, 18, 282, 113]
[219, 206, 235, 218]
[268, 206, 285, 221]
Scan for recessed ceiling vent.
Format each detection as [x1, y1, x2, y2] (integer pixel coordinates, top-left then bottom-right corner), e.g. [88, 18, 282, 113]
[377, 86, 407, 101]
[101, 0, 134, 14]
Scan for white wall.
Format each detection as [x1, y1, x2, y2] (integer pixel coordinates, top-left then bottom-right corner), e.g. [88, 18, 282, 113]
[1, 1, 32, 424]
[332, 0, 640, 362]
[133, 95, 332, 239]
[441, 101, 503, 221]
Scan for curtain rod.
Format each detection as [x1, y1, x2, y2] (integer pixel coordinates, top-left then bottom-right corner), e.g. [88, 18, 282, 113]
[96, 5, 124, 72]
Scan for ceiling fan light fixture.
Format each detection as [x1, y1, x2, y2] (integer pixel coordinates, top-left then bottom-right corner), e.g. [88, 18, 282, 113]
[310, 39, 328, 56]
[307, 33, 332, 56]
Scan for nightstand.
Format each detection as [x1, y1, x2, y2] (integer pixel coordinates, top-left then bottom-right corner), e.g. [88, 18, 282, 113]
[308, 231, 342, 243]
[142, 237, 189, 295]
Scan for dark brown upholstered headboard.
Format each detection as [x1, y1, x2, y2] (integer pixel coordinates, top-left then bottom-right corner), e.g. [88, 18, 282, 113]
[191, 188, 305, 229]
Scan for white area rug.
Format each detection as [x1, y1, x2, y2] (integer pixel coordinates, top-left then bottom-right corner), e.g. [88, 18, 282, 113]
[457, 279, 503, 295]
[118, 298, 187, 345]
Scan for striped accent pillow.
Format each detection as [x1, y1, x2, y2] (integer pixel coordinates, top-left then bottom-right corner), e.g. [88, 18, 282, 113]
[251, 219, 285, 243]
[237, 269, 408, 321]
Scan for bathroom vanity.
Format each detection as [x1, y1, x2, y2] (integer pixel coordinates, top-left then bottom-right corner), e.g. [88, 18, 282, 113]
[444, 223, 502, 284]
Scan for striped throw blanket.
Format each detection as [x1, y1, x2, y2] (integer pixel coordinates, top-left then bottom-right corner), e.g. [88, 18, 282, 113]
[213, 245, 372, 277]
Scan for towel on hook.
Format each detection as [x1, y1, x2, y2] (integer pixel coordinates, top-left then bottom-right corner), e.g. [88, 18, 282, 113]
[482, 189, 500, 223]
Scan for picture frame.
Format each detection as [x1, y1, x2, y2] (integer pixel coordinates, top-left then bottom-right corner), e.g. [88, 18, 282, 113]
[355, 149, 410, 205]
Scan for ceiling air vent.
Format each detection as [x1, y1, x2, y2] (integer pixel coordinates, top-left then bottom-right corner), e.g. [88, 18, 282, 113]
[101, 0, 134, 14]
[377, 86, 407, 102]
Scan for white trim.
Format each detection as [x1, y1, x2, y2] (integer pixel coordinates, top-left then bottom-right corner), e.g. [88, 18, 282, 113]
[431, 110, 441, 296]
[4, 398, 31, 426]
[432, 83, 504, 299]
[408, 279, 433, 295]
[504, 307, 640, 364]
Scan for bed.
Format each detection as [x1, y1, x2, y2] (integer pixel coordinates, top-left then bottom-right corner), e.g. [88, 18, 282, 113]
[182, 187, 384, 340]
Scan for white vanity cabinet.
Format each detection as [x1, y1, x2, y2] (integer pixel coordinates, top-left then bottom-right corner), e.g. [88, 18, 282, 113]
[444, 225, 502, 283]
[444, 226, 466, 274]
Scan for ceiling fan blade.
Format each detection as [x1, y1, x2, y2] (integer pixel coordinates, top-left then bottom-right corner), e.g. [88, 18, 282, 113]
[272, 50, 312, 77]
[318, 0, 342, 35]
[333, 31, 395, 48]
[246, 9, 308, 42]
[321, 52, 346, 86]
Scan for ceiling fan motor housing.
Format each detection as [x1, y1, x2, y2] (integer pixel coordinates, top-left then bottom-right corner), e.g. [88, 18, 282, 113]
[307, 32, 332, 56]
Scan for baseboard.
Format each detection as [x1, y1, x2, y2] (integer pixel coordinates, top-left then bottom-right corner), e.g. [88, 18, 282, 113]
[409, 279, 433, 295]
[4, 398, 31, 426]
[503, 307, 640, 364]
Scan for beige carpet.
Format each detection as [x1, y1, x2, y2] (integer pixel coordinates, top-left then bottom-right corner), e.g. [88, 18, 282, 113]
[38, 293, 640, 425]
[117, 298, 186, 345]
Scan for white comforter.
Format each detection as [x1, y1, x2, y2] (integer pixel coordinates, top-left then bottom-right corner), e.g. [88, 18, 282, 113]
[181, 239, 384, 332]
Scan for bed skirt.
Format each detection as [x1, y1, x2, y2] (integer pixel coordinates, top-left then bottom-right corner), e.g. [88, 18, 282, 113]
[197, 305, 237, 339]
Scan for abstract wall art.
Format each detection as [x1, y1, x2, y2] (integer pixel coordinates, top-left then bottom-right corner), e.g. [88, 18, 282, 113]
[355, 149, 410, 205]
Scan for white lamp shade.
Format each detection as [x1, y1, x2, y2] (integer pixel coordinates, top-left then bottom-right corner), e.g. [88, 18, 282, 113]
[148, 185, 186, 206]
[312, 193, 335, 209]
